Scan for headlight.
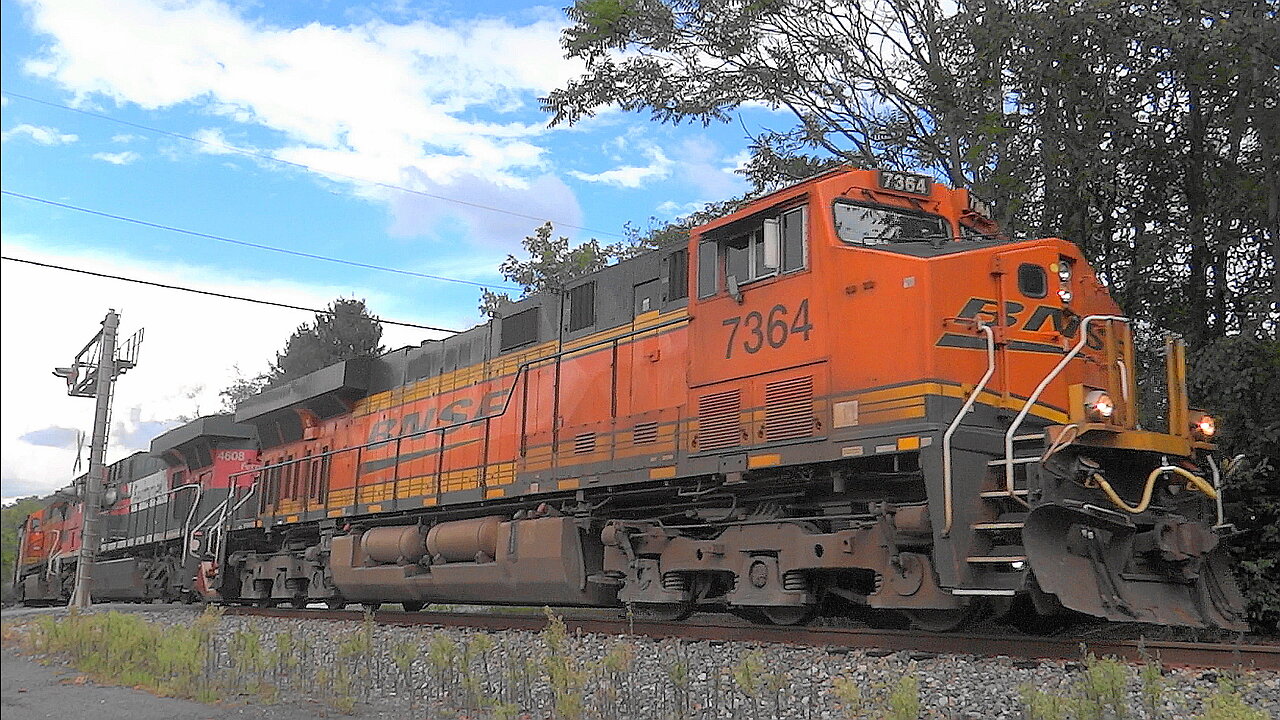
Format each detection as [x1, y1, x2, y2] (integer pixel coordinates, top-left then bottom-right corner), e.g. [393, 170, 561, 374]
[1192, 413, 1216, 440]
[1084, 390, 1114, 421]
[1058, 289, 1073, 303]
[1057, 261, 1072, 283]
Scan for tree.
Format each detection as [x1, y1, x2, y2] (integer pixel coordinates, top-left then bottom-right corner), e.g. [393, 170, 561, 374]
[271, 298, 385, 384]
[548, 0, 1277, 339]
[217, 298, 386, 410]
[1189, 335, 1280, 631]
[480, 222, 663, 316]
[218, 365, 271, 413]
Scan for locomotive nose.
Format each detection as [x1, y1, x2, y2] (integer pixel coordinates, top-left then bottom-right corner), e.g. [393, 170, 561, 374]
[1022, 504, 1248, 630]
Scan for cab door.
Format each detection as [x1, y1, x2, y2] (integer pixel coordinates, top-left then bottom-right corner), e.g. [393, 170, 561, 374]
[988, 245, 1078, 412]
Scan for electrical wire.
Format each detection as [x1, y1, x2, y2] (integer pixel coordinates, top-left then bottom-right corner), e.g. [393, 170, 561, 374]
[1, 90, 624, 238]
[1, 189, 519, 291]
[0, 255, 460, 333]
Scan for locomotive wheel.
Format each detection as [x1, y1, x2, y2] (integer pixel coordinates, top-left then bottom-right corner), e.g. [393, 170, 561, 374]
[755, 605, 814, 626]
[289, 597, 309, 609]
[401, 602, 425, 612]
[631, 602, 693, 622]
[904, 608, 972, 633]
[325, 598, 348, 610]
[361, 602, 382, 613]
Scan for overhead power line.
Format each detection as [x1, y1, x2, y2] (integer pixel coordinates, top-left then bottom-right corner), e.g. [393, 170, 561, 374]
[0, 255, 460, 333]
[1, 90, 623, 238]
[1, 189, 519, 291]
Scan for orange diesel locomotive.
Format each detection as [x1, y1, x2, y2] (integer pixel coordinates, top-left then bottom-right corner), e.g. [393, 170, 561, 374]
[19, 168, 1246, 630]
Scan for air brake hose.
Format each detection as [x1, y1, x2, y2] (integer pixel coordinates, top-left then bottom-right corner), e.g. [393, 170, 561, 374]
[1091, 465, 1218, 514]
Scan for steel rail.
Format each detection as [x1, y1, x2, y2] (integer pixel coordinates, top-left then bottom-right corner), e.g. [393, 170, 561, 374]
[223, 606, 1279, 671]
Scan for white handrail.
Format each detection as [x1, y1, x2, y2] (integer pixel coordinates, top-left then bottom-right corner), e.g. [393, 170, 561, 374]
[942, 323, 995, 536]
[169, 483, 202, 554]
[214, 483, 259, 563]
[1206, 454, 1226, 529]
[187, 495, 232, 559]
[1003, 315, 1128, 498]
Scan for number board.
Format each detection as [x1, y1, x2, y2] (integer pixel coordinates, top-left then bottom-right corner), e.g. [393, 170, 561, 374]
[878, 170, 932, 197]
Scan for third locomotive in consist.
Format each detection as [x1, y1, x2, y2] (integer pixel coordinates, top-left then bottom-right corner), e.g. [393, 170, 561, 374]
[14, 168, 1247, 631]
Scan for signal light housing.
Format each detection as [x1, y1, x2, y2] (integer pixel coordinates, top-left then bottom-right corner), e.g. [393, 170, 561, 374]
[1084, 390, 1115, 421]
[1191, 412, 1216, 440]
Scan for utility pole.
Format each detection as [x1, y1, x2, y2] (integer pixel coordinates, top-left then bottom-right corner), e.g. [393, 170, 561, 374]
[53, 310, 143, 609]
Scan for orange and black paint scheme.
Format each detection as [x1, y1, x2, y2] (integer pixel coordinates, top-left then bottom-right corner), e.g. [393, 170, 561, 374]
[16, 168, 1245, 630]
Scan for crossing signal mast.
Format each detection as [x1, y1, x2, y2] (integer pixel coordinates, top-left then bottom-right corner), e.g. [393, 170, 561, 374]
[53, 310, 143, 609]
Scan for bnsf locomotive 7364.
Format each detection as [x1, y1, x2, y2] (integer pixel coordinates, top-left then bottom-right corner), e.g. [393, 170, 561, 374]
[13, 168, 1247, 631]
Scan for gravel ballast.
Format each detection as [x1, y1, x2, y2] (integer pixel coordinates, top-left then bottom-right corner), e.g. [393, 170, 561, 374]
[3, 604, 1276, 719]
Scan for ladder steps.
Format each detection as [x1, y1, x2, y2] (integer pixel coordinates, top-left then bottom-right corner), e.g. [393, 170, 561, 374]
[980, 489, 1028, 498]
[988, 456, 1040, 466]
[972, 521, 1026, 531]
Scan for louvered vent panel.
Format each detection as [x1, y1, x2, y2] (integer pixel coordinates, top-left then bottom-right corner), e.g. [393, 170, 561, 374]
[698, 390, 742, 451]
[764, 376, 815, 441]
[574, 433, 596, 454]
[633, 421, 658, 445]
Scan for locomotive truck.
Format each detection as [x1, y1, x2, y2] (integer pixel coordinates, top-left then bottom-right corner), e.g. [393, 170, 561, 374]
[13, 167, 1247, 631]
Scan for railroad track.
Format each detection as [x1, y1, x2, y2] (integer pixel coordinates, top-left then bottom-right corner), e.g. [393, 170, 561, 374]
[224, 606, 1280, 671]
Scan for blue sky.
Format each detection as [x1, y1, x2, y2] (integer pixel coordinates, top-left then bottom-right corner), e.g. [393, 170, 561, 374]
[0, 0, 784, 499]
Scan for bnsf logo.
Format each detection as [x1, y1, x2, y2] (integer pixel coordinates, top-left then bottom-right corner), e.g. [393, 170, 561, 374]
[940, 298, 1104, 353]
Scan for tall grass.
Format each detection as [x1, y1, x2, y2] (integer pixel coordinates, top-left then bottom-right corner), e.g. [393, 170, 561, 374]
[11, 609, 1270, 720]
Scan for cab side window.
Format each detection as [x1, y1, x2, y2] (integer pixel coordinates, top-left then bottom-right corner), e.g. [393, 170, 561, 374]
[696, 206, 807, 298]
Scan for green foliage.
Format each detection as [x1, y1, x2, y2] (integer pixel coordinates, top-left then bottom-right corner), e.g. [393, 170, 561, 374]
[832, 676, 867, 718]
[1138, 655, 1167, 720]
[1197, 679, 1269, 720]
[1078, 655, 1130, 720]
[1022, 683, 1073, 720]
[886, 674, 921, 720]
[272, 297, 384, 384]
[1189, 336, 1280, 632]
[2, 496, 46, 596]
[218, 297, 385, 410]
[217, 364, 271, 412]
[479, 221, 663, 317]
[22, 608, 224, 699]
[540, 608, 586, 720]
[1020, 654, 1268, 720]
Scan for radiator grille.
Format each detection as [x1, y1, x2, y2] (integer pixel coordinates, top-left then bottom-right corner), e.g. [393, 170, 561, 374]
[697, 389, 742, 451]
[633, 421, 658, 445]
[764, 376, 814, 441]
[573, 433, 596, 454]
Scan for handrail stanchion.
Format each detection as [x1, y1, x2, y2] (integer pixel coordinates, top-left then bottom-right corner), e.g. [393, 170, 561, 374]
[1003, 315, 1128, 499]
[942, 322, 995, 536]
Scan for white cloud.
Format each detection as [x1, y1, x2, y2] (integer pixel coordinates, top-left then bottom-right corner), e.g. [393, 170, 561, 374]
[191, 127, 242, 155]
[92, 150, 140, 164]
[1, 122, 78, 145]
[110, 133, 143, 143]
[0, 238, 449, 498]
[656, 200, 706, 217]
[21, 0, 582, 194]
[385, 170, 585, 246]
[569, 147, 673, 189]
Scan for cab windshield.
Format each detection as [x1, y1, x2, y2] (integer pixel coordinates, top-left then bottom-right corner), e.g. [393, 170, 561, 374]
[833, 201, 950, 246]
